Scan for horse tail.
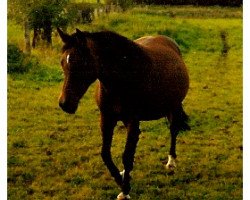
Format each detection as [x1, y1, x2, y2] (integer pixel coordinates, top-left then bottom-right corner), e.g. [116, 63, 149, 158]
[172, 105, 190, 132]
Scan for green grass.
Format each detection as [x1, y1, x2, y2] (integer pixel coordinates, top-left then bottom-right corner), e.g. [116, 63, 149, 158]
[8, 6, 242, 200]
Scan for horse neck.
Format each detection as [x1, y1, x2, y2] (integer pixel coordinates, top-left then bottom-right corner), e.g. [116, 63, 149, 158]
[90, 32, 150, 87]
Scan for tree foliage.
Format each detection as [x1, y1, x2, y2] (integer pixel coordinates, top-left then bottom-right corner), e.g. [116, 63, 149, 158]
[7, 43, 38, 74]
[8, 0, 69, 27]
[28, 0, 69, 29]
[8, 0, 70, 47]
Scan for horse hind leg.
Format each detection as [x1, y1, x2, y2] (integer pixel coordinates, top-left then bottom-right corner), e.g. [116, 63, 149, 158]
[166, 106, 190, 172]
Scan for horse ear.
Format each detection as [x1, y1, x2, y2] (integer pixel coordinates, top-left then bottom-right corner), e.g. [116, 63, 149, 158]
[75, 28, 88, 46]
[57, 28, 71, 43]
[76, 28, 82, 34]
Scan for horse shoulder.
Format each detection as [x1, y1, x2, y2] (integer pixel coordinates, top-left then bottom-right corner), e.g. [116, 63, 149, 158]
[95, 81, 123, 116]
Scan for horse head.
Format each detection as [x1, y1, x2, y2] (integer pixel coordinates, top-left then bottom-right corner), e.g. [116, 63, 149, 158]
[57, 28, 97, 114]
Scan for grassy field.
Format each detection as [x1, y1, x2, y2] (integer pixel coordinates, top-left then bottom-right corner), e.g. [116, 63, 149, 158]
[8, 6, 242, 200]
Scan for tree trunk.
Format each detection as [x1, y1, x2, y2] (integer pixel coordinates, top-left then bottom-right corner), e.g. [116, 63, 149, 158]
[32, 28, 41, 48]
[24, 20, 31, 54]
[43, 19, 52, 46]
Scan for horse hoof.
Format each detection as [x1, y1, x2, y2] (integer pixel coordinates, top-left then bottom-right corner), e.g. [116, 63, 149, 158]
[165, 165, 175, 176]
[165, 163, 176, 170]
[117, 192, 131, 200]
[165, 155, 176, 172]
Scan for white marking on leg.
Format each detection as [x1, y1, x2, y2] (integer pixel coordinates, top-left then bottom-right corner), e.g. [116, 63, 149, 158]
[66, 54, 70, 64]
[117, 192, 131, 200]
[166, 155, 176, 171]
[120, 170, 125, 181]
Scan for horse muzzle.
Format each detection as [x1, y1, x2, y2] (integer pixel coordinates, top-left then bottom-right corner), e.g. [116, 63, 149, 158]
[59, 99, 78, 114]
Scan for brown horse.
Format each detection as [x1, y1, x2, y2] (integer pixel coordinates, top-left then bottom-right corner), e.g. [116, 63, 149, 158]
[57, 28, 190, 199]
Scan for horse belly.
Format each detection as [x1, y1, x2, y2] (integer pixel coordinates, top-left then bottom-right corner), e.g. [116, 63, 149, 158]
[113, 89, 177, 120]
[97, 85, 184, 121]
[129, 93, 177, 120]
[131, 70, 188, 120]
[134, 103, 170, 120]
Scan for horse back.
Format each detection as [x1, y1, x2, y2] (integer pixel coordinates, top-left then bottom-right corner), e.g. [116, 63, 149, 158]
[135, 35, 181, 56]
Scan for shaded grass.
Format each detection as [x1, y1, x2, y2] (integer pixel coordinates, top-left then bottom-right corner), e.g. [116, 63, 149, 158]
[8, 6, 242, 200]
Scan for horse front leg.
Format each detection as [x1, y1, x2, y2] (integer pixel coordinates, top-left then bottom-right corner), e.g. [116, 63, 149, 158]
[117, 120, 140, 200]
[100, 114, 123, 187]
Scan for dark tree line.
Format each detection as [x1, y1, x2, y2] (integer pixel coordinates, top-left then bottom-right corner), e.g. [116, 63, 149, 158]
[133, 0, 242, 6]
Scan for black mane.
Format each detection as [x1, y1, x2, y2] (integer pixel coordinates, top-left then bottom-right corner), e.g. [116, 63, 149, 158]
[89, 31, 151, 71]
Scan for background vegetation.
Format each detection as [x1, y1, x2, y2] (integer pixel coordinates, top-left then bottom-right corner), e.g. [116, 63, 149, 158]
[8, 3, 242, 200]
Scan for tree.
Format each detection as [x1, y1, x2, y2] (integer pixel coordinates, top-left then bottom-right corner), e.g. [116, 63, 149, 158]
[8, 0, 33, 54]
[8, 0, 69, 51]
[29, 0, 70, 47]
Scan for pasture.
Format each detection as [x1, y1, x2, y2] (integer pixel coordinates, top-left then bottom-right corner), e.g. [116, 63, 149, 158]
[8, 6, 242, 199]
